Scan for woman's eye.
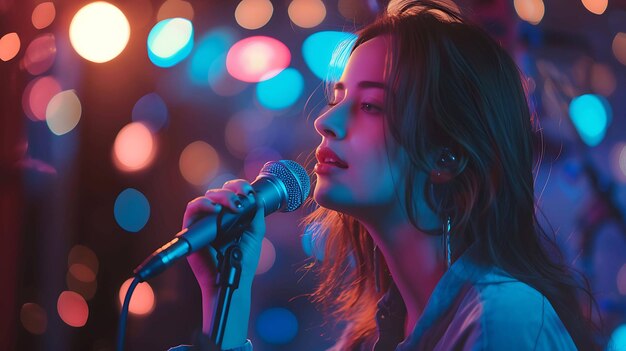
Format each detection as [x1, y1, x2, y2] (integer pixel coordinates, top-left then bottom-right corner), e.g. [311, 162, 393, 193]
[361, 102, 383, 114]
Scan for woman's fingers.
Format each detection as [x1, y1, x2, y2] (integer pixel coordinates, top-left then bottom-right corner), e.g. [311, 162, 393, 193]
[182, 196, 222, 229]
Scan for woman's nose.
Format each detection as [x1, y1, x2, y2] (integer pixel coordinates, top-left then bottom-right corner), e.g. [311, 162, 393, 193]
[314, 104, 348, 140]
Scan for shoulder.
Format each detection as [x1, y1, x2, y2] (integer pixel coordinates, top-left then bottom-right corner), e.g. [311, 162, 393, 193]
[451, 268, 578, 350]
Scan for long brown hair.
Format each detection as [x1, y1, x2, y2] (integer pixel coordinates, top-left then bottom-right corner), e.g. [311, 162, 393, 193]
[301, 1, 603, 349]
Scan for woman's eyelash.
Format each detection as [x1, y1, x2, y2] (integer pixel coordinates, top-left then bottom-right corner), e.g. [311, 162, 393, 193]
[361, 102, 383, 113]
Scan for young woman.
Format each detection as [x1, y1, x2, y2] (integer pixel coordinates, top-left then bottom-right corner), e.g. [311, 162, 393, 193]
[176, 1, 602, 350]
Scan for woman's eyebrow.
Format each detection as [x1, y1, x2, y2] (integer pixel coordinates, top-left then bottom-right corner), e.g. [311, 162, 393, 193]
[333, 81, 387, 90]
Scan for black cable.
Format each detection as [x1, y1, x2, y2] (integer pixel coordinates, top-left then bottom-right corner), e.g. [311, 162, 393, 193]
[117, 277, 140, 351]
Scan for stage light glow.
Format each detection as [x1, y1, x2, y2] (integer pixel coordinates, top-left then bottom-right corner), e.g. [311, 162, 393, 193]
[157, 0, 194, 21]
[179, 141, 220, 186]
[68, 245, 99, 275]
[244, 147, 282, 180]
[581, 0, 607, 15]
[612, 33, 626, 66]
[256, 308, 298, 344]
[23, 33, 56, 75]
[46, 90, 82, 135]
[20, 303, 47, 335]
[66, 271, 98, 300]
[57, 291, 88, 327]
[113, 122, 155, 172]
[188, 28, 237, 85]
[148, 18, 194, 67]
[301, 222, 326, 261]
[591, 63, 616, 96]
[132, 93, 168, 132]
[608, 324, 626, 351]
[225, 109, 273, 158]
[256, 68, 304, 110]
[114, 188, 150, 232]
[288, 0, 326, 28]
[568, 94, 611, 147]
[618, 263, 626, 295]
[302, 31, 357, 80]
[513, 0, 544, 25]
[235, 0, 273, 30]
[256, 238, 276, 275]
[69, 2, 130, 63]
[0, 32, 20, 62]
[22, 76, 62, 121]
[32, 2, 55, 29]
[119, 278, 155, 315]
[226, 36, 290, 83]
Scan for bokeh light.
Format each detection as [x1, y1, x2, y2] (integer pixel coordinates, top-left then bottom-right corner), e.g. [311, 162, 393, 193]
[114, 188, 151, 232]
[119, 278, 155, 315]
[157, 0, 194, 21]
[113, 122, 156, 172]
[302, 31, 357, 80]
[148, 17, 194, 68]
[69, 1, 130, 63]
[0, 32, 20, 61]
[225, 109, 274, 158]
[68, 245, 99, 275]
[608, 324, 626, 351]
[256, 308, 298, 344]
[513, 0, 545, 25]
[20, 303, 47, 335]
[338, 0, 376, 23]
[69, 263, 96, 283]
[57, 291, 89, 327]
[618, 263, 626, 295]
[243, 147, 282, 180]
[568, 94, 611, 147]
[132, 93, 168, 132]
[22, 76, 62, 121]
[226, 36, 291, 83]
[591, 63, 616, 96]
[179, 141, 220, 186]
[66, 271, 98, 300]
[581, 0, 607, 15]
[610, 143, 626, 183]
[612, 32, 626, 66]
[188, 28, 237, 85]
[235, 0, 274, 30]
[209, 54, 249, 96]
[301, 222, 326, 261]
[256, 238, 276, 275]
[256, 68, 304, 110]
[46, 90, 82, 135]
[23, 33, 56, 75]
[288, 0, 326, 28]
[32, 2, 55, 29]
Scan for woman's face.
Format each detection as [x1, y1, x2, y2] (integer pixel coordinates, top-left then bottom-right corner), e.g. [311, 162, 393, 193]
[313, 36, 407, 218]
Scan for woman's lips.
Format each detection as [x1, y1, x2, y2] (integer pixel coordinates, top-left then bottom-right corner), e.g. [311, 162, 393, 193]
[315, 147, 349, 169]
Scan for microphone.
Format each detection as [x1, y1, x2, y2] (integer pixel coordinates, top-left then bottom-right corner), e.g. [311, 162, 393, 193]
[134, 160, 310, 282]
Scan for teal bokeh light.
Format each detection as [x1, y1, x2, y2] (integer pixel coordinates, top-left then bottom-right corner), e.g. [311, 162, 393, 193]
[148, 18, 194, 68]
[608, 324, 626, 351]
[256, 308, 298, 344]
[114, 188, 150, 232]
[302, 31, 357, 80]
[256, 68, 304, 110]
[569, 94, 612, 147]
[188, 28, 237, 85]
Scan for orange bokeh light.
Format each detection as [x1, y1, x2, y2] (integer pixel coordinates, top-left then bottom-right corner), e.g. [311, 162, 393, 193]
[113, 122, 156, 172]
[0, 32, 20, 61]
[288, 0, 326, 28]
[235, 0, 273, 30]
[119, 278, 155, 315]
[57, 291, 89, 327]
[514, 0, 544, 25]
[179, 141, 220, 186]
[581, 0, 607, 15]
[157, 0, 194, 21]
[612, 33, 626, 66]
[32, 2, 56, 29]
[20, 303, 47, 335]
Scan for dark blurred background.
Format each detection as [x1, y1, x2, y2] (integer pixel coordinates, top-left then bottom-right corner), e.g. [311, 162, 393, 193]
[1, 0, 626, 350]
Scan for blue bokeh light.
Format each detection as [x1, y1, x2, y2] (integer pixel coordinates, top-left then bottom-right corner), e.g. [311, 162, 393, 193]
[568, 94, 612, 147]
[256, 307, 298, 344]
[188, 27, 237, 85]
[608, 324, 626, 351]
[256, 68, 304, 110]
[114, 188, 150, 232]
[132, 93, 168, 132]
[148, 18, 194, 68]
[302, 31, 357, 80]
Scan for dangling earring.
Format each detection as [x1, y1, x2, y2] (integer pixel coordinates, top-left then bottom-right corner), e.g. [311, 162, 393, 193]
[442, 216, 452, 268]
[373, 245, 381, 293]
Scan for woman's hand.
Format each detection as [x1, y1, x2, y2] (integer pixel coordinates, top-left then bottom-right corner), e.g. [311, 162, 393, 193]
[182, 179, 266, 292]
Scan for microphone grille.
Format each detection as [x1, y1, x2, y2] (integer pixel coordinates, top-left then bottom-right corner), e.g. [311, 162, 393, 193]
[260, 160, 310, 212]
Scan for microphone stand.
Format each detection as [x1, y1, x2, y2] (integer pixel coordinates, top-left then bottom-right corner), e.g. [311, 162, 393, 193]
[210, 241, 244, 349]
